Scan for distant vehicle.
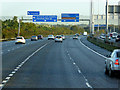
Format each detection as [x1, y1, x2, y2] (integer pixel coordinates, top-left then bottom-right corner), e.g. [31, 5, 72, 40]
[105, 49, 120, 77]
[112, 32, 118, 39]
[100, 34, 106, 39]
[75, 33, 80, 36]
[116, 34, 120, 42]
[104, 33, 116, 43]
[83, 32, 87, 36]
[48, 35, 54, 40]
[55, 35, 63, 43]
[31, 36, 38, 41]
[38, 35, 43, 39]
[73, 35, 78, 39]
[15, 36, 26, 44]
[61, 35, 65, 40]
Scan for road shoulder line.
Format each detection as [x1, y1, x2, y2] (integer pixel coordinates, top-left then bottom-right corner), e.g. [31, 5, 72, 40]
[79, 38, 107, 59]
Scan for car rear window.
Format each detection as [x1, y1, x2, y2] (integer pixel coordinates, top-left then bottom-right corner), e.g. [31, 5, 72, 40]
[48, 35, 53, 37]
[32, 36, 36, 38]
[117, 52, 120, 58]
[56, 36, 61, 38]
[16, 37, 22, 39]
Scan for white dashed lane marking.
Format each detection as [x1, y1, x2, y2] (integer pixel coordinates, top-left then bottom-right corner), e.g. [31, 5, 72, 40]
[66, 49, 93, 89]
[0, 42, 49, 89]
[8, 50, 10, 52]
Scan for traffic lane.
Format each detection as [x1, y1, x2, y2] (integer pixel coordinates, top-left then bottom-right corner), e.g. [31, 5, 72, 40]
[2, 37, 48, 47]
[80, 36, 111, 56]
[64, 38, 119, 88]
[2, 38, 47, 55]
[4, 39, 88, 88]
[2, 39, 50, 80]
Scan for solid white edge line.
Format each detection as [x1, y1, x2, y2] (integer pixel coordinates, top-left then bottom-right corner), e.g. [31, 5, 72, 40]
[79, 39, 107, 59]
[86, 82, 92, 88]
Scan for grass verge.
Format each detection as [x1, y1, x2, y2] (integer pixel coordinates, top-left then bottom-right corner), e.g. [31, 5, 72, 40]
[87, 37, 120, 52]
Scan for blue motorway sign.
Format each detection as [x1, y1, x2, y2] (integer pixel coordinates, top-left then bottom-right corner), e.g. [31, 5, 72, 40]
[27, 11, 40, 15]
[33, 15, 57, 22]
[61, 13, 79, 22]
[94, 24, 106, 27]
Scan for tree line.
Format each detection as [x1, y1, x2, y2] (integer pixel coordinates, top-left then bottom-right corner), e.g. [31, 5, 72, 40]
[2, 16, 85, 39]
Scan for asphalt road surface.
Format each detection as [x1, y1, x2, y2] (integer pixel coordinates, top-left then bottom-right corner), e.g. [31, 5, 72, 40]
[1, 36, 120, 89]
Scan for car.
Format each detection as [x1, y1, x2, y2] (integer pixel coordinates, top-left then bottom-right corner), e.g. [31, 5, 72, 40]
[105, 49, 120, 77]
[48, 35, 54, 40]
[15, 36, 26, 44]
[83, 32, 87, 36]
[55, 35, 63, 43]
[61, 35, 65, 40]
[38, 35, 43, 40]
[75, 33, 80, 36]
[104, 34, 116, 43]
[116, 34, 120, 42]
[100, 34, 106, 39]
[31, 36, 38, 41]
[73, 35, 78, 39]
[112, 32, 118, 39]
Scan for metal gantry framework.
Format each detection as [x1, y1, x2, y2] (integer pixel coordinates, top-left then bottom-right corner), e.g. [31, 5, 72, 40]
[17, 18, 90, 36]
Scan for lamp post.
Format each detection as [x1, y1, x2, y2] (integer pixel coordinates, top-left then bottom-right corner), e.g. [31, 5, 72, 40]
[91, 0, 94, 35]
[18, 19, 21, 36]
[106, 0, 108, 34]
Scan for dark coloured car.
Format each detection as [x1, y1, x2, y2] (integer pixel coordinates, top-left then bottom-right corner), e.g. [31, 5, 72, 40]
[38, 35, 43, 39]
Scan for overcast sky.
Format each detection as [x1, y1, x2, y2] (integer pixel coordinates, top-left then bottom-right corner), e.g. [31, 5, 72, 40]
[0, 0, 120, 17]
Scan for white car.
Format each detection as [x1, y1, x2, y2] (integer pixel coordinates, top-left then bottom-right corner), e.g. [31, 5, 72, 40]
[73, 35, 78, 39]
[61, 35, 65, 40]
[105, 49, 120, 77]
[100, 34, 105, 39]
[55, 35, 63, 43]
[15, 36, 26, 44]
[48, 35, 54, 40]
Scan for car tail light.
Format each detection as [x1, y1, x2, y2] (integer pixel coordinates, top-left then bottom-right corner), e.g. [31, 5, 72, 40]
[115, 59, 119, 65]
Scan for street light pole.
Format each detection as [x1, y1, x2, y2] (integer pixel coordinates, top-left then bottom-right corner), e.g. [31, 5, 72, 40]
[106, 0, 108, 34]
[91, 0, 94, 35]
[98, 0, 99, 32]
[18, 19, 20, 36]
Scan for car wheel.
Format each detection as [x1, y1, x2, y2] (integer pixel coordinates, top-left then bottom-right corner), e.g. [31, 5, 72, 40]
[61, 41, 62, 43]
[105, 66, 109, 75]
[109, 67, 114, 77]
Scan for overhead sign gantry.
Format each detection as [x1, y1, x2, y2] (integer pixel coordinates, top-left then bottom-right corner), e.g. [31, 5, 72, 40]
[61, 13, 79, 22]
[33, 15, 57, 22]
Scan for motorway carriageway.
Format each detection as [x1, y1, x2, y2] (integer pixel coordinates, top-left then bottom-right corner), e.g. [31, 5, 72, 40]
[1, 36, 120, 89]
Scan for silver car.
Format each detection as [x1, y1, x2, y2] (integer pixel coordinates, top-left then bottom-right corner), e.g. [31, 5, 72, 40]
[105, 49, 120, 77]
